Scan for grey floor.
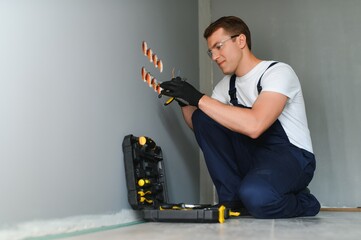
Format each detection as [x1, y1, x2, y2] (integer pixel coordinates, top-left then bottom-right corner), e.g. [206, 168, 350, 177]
[65, 212, 361, 240]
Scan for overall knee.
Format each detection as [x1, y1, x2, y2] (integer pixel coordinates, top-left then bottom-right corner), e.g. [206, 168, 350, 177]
[192, 109, 211, 131]
[238, 180, 280, 219]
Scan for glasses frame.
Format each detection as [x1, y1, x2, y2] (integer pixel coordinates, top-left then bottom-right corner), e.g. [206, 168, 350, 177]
[207, 34, 240, 58]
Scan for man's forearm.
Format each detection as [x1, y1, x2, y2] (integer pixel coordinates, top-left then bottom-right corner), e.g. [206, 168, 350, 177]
[181, 106, 197, 130]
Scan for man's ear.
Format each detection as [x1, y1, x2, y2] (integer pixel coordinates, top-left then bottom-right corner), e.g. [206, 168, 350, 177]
[237, 34, 247, 49]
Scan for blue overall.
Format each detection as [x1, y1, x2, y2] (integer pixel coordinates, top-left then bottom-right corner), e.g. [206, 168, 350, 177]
[192, 63, 320, 218]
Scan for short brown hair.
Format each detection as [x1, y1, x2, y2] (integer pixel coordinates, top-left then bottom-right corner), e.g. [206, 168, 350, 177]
[203, 16, 252, 50]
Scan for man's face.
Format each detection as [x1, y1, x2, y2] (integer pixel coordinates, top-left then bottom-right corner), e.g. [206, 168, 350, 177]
[206, 28, 241, 75]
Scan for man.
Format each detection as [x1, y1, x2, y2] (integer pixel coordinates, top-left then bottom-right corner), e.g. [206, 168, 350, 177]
[160, 16, 320, 218]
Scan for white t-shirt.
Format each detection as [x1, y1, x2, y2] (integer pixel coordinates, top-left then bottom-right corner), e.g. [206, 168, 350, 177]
[211, 61, 313, 153]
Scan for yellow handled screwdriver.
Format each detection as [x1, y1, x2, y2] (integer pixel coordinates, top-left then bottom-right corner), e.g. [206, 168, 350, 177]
[159, 68, 176, 106]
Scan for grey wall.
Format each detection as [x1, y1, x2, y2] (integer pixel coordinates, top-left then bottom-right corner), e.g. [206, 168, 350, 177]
[211, 0, 361, 207]
[0, 0, 199, 225]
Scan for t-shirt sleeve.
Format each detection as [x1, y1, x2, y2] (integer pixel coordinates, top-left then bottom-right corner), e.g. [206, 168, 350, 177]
[261, 63, 300, 101]
[211, 75, 231, 104]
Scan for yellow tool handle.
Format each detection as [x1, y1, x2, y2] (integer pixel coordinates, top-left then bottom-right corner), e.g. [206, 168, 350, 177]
[138, 136, 147, 146]
[218, 205, 226, 223]
[138, 179, 151, 187]
[138, 136, 157, 150]
[140, 197, 153, 204]
[138, 190, 152, 197]
[164, 97, 175, 106]
[229, 211, 241, 217]
[163, 67, 176, 106]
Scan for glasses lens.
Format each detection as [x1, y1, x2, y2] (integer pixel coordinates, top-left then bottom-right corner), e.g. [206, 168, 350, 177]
[207, 50, 212, 58]
[207, 35, 239, 58]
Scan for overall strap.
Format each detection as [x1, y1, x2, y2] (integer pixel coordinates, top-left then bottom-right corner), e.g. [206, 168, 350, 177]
[228, 74, 249, 108]
[256, 61, 278, 94]
[228, 74, 240, 107]
[228, 61, 279, 107]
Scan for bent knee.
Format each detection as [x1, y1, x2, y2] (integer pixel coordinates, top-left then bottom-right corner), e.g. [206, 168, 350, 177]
[238, 182, 280, 219]
[191, 109, 215, 132]
[191, 109, 206, 126]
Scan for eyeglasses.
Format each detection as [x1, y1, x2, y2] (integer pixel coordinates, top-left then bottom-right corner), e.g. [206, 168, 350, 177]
[207, 34, 240, 58]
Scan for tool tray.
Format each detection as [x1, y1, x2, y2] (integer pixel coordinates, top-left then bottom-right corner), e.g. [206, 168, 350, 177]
[122, 134, 231, 223]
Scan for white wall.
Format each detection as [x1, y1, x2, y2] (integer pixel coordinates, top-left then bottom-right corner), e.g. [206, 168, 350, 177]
[210, 0, 361, 207]
[0, 0, 200, 225]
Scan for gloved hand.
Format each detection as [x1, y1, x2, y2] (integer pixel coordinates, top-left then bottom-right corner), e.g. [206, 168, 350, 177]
[160, 77, 204, 107]
[174, 98, 188, 107]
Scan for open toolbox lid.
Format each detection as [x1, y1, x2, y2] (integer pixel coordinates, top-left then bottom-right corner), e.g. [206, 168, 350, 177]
[122, 134, 240, 223]
[122, 134, 168, 210]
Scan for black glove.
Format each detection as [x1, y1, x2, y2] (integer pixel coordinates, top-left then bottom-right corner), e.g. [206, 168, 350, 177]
[174, 98, 189, 107]
[160, 77, 204, 107]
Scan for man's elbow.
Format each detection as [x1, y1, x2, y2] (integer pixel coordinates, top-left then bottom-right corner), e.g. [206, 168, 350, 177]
[245, 123, 266, 139]
[248, 131, 262, 139]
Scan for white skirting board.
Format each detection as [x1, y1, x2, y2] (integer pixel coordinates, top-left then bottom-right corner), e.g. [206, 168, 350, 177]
[0, 209, 142, 240]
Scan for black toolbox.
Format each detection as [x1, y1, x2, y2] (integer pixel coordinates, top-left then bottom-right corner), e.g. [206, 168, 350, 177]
[122, 134, 237, 223]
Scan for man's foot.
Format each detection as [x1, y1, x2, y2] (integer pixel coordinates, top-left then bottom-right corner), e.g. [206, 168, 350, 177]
[296, 188, 321, 216]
